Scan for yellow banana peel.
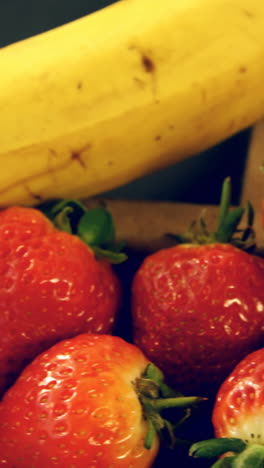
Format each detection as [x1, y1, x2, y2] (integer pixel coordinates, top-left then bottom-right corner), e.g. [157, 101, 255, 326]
[1, 0, 264, 205]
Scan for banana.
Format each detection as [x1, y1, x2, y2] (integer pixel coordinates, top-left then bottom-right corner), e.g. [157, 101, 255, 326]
[0, 0, 264, 205]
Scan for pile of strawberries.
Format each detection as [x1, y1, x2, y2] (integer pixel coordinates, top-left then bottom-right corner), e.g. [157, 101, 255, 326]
[0, 179, 264, 468]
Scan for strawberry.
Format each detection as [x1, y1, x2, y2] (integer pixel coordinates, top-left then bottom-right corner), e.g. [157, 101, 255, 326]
[189, 348, 264, 467]
[132, 178, 264, 396]
[0, 200, 124, 397]
[213, 347, 264, 443]
[0, 333, 203, 468]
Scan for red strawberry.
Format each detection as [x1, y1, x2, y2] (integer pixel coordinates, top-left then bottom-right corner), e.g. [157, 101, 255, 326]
[189, 348, 264, 466]
[0, 201, 123, 397]
[213, 347, 264, 442]
[0, 333, 202, 468]
[132, 179, 264, 396]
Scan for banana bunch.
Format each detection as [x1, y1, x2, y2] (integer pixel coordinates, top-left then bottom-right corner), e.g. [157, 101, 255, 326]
[1, 0, 264, 206]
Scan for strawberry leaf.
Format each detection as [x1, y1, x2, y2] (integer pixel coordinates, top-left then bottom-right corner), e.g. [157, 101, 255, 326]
[166, 177, 256, 251]
[189, 438, 246, 459]
[216, 207, 245, 243]
[217, 176, 232, 232]
[39, 199, 127, 264]
[190, 439, 264, 468]
[144, 420, 156, 450]
[232, 444, 264, 468]
[211, 457, 236, 467]
[52, 206, 73, 233]
[91, 246, 127, 264]
[77, 208, 115, 246]
[40, 199, 86, 232]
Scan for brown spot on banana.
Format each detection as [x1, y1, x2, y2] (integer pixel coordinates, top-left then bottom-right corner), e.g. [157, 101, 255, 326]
[242, 9, 254, 18]
[128, 45, 157, 99]
[71, 151, 86, 168]
[141, 54, 155, 73]
[70, 143, 92, 169]
[133, 77, 146, 88]
[239, 66, 247, 74]
[0, 144, 91, 204]
[24, 186, 43, 202]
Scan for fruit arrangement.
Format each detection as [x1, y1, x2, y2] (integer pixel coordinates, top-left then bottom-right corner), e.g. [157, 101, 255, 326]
[0, 178, 263, 468]
[0, 0, 264, 206]
[0, 1, 264, 466]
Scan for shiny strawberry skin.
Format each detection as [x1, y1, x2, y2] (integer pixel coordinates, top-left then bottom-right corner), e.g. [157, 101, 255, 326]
[212, 347, 264, 444]
[132, 243, 264, 395]
[0, 207, 121, 396]
[0, 334, 159, 468]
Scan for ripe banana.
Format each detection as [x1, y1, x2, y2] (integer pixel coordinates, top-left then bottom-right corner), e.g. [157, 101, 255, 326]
[1, 0, 264, 206]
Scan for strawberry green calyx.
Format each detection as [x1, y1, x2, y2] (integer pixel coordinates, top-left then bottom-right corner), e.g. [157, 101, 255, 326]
[170, 177, 256, 251]
[135, 363, 206, 450]
[189, 438, 246, 459]
[231, 444, 264, 468]
[215, 177, 254, 250]
[39, 199, 127, 263]
[210, 458, 236, 467]
[189, 438, 264, 467]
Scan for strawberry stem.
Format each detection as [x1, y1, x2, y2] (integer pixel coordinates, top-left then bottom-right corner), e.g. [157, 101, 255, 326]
[134, 363, 205, 450]
[217, 176, 231, 234]
[143, 395, 204, 411]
